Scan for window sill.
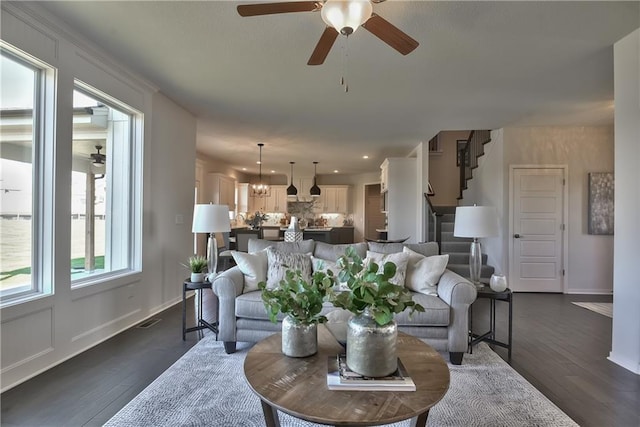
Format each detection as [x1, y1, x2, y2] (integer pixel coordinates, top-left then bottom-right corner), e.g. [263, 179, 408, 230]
[71, 270, 142, 301]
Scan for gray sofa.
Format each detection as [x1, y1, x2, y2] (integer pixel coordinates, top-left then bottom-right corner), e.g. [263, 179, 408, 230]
[211, 239, 477, 364]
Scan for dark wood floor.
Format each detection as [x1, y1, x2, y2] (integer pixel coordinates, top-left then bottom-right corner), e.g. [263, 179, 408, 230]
[2, 291, 639, 426]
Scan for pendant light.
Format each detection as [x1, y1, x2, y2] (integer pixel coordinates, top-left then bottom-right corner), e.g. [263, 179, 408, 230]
[310, 161, 321, 198]
[286, 161, 298, 198]
[251, 143, 271, 197]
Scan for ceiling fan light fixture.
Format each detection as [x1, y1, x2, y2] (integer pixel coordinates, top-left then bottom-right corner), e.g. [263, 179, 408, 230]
[321, 0, 372, 35]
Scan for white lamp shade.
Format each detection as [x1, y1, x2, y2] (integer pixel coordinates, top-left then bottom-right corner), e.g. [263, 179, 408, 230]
[192, 204, 231, 233]
[321, 0, 373, 34]
[453, 206, 499, 238]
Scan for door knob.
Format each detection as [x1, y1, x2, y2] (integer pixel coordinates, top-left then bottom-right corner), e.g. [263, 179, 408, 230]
[514, 234, 521, 238]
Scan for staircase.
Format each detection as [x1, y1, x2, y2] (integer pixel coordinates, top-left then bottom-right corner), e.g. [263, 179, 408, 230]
[426, 129, 495, 280]
[434, 206, 495, 280]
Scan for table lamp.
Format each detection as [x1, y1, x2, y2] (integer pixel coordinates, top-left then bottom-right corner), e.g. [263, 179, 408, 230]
[453, 205, 499, 288]
[192, 204, 231, 281]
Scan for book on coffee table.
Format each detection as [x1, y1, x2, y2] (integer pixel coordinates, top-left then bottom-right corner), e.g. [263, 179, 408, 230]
[326, 354, 416, 391]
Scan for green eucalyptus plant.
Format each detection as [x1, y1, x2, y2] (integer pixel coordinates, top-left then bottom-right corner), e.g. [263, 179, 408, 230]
[259, 268, 334, 325]
[328, 247, 425, 326]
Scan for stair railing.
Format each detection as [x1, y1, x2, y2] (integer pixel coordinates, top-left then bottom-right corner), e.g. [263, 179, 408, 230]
[424, 193, 442, 254]
[458, 129, 492, 199]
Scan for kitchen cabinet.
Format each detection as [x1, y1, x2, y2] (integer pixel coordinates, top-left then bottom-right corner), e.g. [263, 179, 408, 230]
[380, 162, 389, 193]
[209, 173, 236, 210]
[251, 185, 287, 213]
[236, 183, 250, 213]
[315, 186, 350, 213]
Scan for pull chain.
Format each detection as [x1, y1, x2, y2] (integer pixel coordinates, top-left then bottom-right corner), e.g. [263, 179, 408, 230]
[341, 35, 349, 93]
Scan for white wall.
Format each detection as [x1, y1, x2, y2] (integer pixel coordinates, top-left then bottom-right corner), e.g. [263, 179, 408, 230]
[429, 130, 471, 206]
[0, 3, 196, 390]
[463, 129, 506, 274]
[465, 126, 614, 294]
[610, 29, 640, 375]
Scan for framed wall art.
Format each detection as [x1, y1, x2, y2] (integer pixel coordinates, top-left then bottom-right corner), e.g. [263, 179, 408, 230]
[588, 172, 614, 235]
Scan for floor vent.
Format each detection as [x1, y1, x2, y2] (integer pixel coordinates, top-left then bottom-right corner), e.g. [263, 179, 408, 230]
[136, 318, 162, 329]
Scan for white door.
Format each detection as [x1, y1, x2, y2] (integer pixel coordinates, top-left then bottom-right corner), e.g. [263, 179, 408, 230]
[510, 167, 565, 292]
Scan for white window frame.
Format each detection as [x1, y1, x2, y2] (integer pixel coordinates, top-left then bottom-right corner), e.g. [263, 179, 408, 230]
[0, 43, 56, 306]
[70, 80, 143, 289]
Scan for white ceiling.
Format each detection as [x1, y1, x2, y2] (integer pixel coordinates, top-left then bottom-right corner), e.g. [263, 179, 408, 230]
[37, 1, 639, 177]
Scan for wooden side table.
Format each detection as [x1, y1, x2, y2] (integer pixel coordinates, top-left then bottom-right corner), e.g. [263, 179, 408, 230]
[469, 286, 513, 360]
[182, 279, 218, 340]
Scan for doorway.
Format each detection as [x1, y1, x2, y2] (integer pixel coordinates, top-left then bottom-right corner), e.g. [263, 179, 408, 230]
[364, 183, 386, 241]
[509, 166, 567, 292]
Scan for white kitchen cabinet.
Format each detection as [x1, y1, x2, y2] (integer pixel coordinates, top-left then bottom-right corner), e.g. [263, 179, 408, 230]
[209, 173, 236, 210]
[315, 186, 350, 213]
[380, 162, 389, 193]
[252, 185, 287, 213]
[236, 183, 250, 213]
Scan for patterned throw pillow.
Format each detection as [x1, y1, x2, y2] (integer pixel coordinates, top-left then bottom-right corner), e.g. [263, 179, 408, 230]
[266, 247, 312, 289]
[402, 246, 449, 296]
[231, 249, 268, 293]
[364, 251, 410, 287]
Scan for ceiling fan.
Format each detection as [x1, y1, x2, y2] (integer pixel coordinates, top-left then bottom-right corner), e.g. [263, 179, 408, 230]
[237, 0, 419, 65]
[90, 145, 106, 168]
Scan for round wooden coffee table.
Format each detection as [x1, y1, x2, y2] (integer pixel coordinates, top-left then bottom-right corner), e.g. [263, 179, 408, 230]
[243, 325, 450, 426]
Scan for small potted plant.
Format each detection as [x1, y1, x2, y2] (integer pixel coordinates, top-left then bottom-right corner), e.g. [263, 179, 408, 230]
[259, 268, 334, 357]
[185, 255, 208, 283]
[328, 247, 424, 377]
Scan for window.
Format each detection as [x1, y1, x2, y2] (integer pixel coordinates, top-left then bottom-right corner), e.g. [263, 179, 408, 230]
[0, 49, 42, 300]
[71, 84, 138, 285]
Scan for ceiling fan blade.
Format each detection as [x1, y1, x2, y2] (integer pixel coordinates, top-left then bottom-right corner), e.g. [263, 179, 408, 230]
[362, 13, 419, 55]
[237, 2, 321, 17]
[307, 27, 339, 65]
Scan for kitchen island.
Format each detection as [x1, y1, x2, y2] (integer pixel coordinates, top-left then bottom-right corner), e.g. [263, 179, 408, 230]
[277, 226, 354, 244]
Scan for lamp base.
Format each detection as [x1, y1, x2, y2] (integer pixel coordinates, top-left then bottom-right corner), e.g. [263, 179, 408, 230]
[469, 239, 483, 288]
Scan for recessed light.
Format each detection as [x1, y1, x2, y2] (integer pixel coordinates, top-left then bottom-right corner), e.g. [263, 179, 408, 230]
[362, 155, 369, 159]
[242, 167, 247, 171]
[334, 170, 339, 173]
[270, 170, 275, 173]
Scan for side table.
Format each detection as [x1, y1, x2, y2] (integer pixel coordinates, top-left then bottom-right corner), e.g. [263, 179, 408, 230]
[469, 286, 512, 360]
[182, 279, 218, 340]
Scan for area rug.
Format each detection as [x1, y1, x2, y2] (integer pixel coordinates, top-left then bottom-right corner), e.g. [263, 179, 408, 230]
[571, 302, 613, 318]
[105, 336, 577, 427]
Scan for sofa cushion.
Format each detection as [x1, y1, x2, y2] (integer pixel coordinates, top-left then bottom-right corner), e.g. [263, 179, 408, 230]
[314, 241, 368, 262]
[236, 290, 341, 321]
[231, 250, 267, 293]
[404, 242, 439, 257]
[403, 247, 449, 296]
[367, 242, 405, 254]
[365, 250, 410, 287]
[249, 238, 316, 254]
[266, 247, 312, 289]
[394, 292, 450, 326]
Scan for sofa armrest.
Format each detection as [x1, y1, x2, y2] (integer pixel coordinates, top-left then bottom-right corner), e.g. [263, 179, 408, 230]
[212, 267, 245, 341]
[437, 269, 477, 353]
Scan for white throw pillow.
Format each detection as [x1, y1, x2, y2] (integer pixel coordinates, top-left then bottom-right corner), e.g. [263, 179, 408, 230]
[402, 246, 449, 296]
[365, 251, 410, 287]
[231, 249, 267, 293]
[266, 247, 312, 289]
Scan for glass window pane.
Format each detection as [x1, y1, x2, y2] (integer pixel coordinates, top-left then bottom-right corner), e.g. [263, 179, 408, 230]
[71, 88, 132, 282]
[0, 52, 36, 296]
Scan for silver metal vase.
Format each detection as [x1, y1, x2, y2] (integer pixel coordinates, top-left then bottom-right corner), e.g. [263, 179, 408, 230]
[281, 315, 318, 358]
[346, 308, 398, 377]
